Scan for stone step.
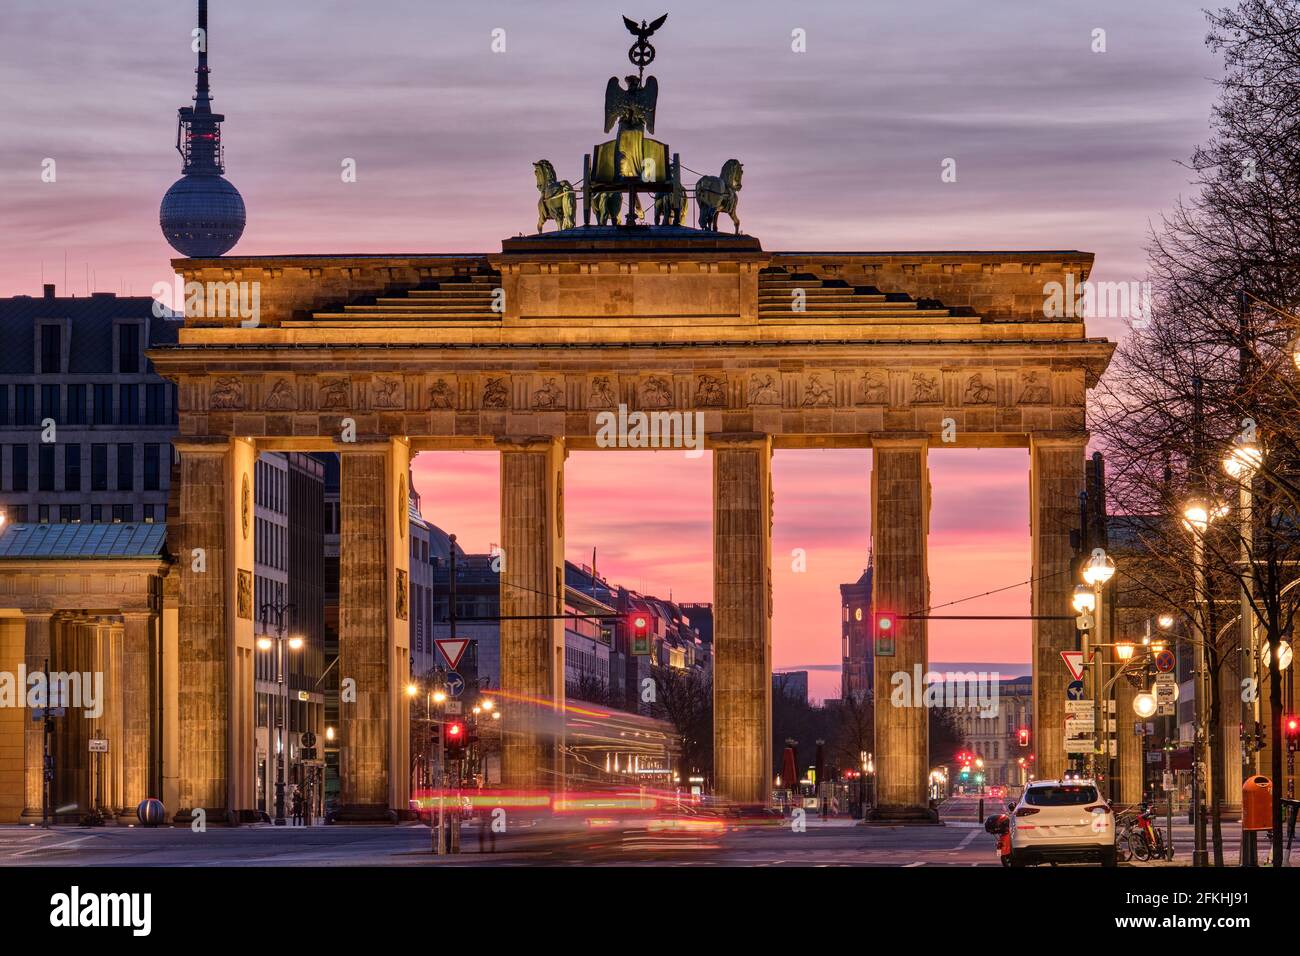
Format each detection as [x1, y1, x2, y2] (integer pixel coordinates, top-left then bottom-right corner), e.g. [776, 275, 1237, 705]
[310, 311, 497, 322]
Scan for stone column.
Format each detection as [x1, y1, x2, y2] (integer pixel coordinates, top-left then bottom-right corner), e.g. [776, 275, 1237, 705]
[118, 612, 153, 821]
[336, 438, 407, 820]
[712, 435, 773, 805]
[20, 614, 53, 822]
[498, 438, 567, 790]
[173, 442, 235, 825]
[870, 437, 933, 820]
[1029, 435, 1087, 782]
[1219, 646, 1244, 816]
[1115, 675, 1143, 806]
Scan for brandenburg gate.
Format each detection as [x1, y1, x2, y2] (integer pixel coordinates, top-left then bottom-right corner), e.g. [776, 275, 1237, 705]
[148, 228, 1112, 822]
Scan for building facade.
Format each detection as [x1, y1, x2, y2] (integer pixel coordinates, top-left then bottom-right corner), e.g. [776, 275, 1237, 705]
[0, 286, 178, 526]
[840, 565, 873, 700]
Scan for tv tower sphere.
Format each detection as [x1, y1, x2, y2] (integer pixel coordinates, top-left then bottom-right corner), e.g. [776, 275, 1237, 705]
[160, 0, 245, 257]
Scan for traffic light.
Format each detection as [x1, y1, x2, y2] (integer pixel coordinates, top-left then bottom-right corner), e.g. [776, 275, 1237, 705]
[445, 720, 467, 759]
[1287, 714, 1299, 753]
[1017, 727, 1030, 748]
[630, 612, 651, 655]
[874, 611, 896, 656]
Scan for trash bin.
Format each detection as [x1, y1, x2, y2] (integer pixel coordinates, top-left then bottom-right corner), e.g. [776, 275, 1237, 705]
[1242, 775, 1272, 831]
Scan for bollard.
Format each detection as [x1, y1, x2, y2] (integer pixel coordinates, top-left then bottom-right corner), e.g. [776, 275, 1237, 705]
[977, 798, 984, 823]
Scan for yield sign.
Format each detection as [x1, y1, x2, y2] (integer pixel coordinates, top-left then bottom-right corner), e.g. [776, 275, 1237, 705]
[1061, 650, 1086, 682]
[435, 638, 469, 670]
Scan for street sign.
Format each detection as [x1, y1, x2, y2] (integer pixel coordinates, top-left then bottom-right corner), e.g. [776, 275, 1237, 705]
[444, 700, 462, 715]
[1162, 771, 1174, 791]
[1065, 701, 1094, 753]
[301, 731, 316, 748]
[1155, 675, 1176, 716]
[88, 738, 108, 753]
[1066, 680, 1085, 700]
[445, 671, 465, 699]
[1154, 648, 1176, 673]
[1061, 650, 1086, 682]
[435, 638, 469, 670]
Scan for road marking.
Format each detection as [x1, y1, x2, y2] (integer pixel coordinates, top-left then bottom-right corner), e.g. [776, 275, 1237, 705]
[956, 830, 980, 849]
[904, 861, 925, 867]
[12, 835, 93, 858]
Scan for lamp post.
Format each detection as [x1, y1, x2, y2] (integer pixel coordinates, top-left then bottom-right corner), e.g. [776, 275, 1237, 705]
[1224, 441, 1262, 864]
[257, 600, 303, 826]
[1082, 552, 1116, 792]
[1182, 498, 1226, 867]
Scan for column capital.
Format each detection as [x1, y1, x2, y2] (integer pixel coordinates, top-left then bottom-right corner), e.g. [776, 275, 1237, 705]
[495, 435, 567, 454]
[871, 434, 929, 451]
[173, 437, 230, 455]
[1029, 431, 1091, 450]
[707, 431, 770, 449]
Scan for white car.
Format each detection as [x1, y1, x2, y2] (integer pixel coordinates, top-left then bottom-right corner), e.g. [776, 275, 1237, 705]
[1007, 779, 1116, 867]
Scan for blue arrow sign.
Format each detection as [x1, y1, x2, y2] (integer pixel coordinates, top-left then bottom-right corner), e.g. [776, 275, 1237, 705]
[445, 671, 465, 699]
[1066, 680, 1085, 700]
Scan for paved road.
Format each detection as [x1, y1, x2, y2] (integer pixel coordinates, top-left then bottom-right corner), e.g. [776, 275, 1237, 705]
[0, 818, 1263, 867]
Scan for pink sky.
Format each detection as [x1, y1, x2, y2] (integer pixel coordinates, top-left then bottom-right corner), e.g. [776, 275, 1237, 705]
[0, 1, 1225, 700]
[412, 448, 1033, 702]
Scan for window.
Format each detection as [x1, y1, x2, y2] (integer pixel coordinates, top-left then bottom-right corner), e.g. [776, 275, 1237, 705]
[91, 444, 107, 491]
[38, 504, 49, 524]
[12, 445, 28, 492]
[145, 383, 167, 425]
[66, 384, 86, 425]
[118, 324, 140, 374]
[90, 504, 102, 523]
[0, 385, 7, 426]
[9, 505, 28, 523]
[64, 444, 81, 492]
[1024, 785, 1100, 807]
[116, 443, 134, 491]
[59, 504, 80, 524]
[119, 384, 139, 425]
[40, 384, 60, 423]
[93, 384, 113, 425]
[40, 325, 61, 374]
[144, 443, 160, 491]
[38, 445, 55, 491]
[111, 504, 133, 523]
[15, 385, 34, 426]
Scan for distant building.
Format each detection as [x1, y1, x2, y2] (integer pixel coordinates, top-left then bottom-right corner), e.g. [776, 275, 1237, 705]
[0, 285, 178, 526]
[252, 452, 326, 819]
[948, 675, 1034, 788]
[773, 670, 809, 705]
[840, 563, 874, 699]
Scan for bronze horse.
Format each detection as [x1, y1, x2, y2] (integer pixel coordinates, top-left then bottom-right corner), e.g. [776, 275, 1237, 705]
[534, 160, 576, 232]
[696, 159, 743, 233]
[592, 190, 622, 226]
[653, 175, 687, 226]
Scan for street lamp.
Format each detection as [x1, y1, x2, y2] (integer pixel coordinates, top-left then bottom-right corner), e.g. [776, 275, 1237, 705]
[1133, 692, 1158, 720]
[1079, 552, 1115, 792]
[1115, 640, 1136, 662]
[1157, 613, 1174, 630]
[1181, 496, 1226, 867]
[257, 600, 302, 826]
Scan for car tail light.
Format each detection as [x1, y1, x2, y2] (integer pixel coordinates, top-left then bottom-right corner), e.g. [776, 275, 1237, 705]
[1088, 804, 1112, 814]
[1014, 807, 1039, 817]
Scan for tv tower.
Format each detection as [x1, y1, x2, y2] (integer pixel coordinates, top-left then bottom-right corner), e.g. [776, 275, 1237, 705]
[159, 0, 246, 257]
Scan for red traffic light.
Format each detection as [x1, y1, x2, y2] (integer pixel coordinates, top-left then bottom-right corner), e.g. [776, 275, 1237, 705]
[447, 721, 464, 739]
[1017, 727, 1030, 747]
[1287, 715, 1299, 734]
[875, 612, 894, 634]
[633, 615, 648, 630]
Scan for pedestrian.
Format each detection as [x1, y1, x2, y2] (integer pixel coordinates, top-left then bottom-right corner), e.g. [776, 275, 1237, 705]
[291, 787, 303, 826]
[302, 783, 313, 827]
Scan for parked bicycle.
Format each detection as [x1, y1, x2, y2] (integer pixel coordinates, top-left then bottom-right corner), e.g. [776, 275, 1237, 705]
[1116, 803, 1172, 862]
